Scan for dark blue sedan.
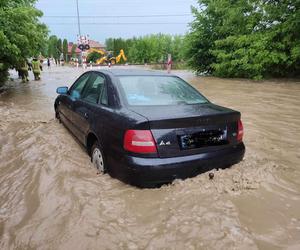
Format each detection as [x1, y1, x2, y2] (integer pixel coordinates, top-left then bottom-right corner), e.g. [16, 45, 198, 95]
[55, 70, 245, 187]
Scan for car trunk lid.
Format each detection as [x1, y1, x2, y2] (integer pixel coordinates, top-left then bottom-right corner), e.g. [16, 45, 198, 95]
[129, 103, 241, 158]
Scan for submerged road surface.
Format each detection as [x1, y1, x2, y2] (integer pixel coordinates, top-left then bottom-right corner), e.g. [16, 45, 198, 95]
[1, 66, 300, 249]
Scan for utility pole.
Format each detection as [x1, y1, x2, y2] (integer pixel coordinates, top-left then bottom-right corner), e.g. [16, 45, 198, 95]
[76, 0, 83, 66]
[76, 0, 81, 36]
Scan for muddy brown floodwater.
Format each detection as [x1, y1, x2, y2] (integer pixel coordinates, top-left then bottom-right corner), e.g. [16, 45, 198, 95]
[0, 66, 300, 250]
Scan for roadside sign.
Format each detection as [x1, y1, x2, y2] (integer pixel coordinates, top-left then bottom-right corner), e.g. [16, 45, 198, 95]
[77, 35, 90, 51]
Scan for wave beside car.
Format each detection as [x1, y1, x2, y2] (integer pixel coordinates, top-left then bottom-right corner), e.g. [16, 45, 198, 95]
[55, 69, 245, 187]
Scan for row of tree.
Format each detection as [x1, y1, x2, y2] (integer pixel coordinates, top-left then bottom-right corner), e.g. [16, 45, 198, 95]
[105, 34, 185, 64]
[185, 0, 300, 79]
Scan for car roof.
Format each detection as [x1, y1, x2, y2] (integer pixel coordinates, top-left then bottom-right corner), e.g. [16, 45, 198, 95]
[94, 69, 175, 77]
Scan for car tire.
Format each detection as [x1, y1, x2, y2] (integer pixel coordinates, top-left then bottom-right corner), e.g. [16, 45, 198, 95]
[55, 108, 61, 123]
[91, 142, 106, 174]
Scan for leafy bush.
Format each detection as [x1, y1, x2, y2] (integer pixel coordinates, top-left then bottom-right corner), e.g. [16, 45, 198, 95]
[86, 51, 102, 63]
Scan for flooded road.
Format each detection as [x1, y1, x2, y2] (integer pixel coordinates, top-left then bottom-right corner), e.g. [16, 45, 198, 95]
[1, 66, 300, 249]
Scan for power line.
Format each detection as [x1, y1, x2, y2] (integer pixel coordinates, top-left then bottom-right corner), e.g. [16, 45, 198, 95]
[38, 0, 194, 4]
[43, 14, 192, 18]
[46, 22, 189, 25]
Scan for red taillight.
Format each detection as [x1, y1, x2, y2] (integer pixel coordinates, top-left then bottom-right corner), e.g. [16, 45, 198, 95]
[237, 119, 244, 142]
[124, 130, 157, 154]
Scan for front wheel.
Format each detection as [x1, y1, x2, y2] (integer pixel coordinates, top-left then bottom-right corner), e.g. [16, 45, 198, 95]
[55, 108, 61, 123]
[91, 142, 106, 173]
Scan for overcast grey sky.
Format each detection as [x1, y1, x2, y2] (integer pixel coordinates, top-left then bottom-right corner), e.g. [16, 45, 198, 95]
[36, 0, 197, 43]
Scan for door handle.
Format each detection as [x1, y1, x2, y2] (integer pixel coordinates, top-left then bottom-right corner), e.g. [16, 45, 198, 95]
[84, 112, 89, 119]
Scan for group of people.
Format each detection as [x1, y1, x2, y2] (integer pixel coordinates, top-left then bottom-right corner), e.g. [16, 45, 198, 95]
[17, 58, 43, 83]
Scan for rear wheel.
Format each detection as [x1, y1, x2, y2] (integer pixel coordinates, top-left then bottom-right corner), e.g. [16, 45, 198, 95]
[91, 142, 106, 173]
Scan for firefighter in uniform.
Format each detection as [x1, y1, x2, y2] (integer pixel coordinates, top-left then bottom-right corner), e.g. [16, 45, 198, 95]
[32, 57, 41, 80]
[20, 59, 29, 82]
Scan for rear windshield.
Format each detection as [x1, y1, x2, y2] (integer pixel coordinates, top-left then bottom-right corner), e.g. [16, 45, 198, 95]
[118, 76, 208, 106]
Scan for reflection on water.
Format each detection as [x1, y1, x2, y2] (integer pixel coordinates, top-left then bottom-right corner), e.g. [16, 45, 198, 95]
[1, 67, 300, 249]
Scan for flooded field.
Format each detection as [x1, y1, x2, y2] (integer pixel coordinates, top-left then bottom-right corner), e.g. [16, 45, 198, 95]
[0, 66, 300, 249]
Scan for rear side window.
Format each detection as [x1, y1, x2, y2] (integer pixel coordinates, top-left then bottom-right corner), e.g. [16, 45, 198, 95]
[69, 73, 90, 99]
[81, 74, 105, 104]
[118, 76, 208, 106]
[100, 83, 108, 105]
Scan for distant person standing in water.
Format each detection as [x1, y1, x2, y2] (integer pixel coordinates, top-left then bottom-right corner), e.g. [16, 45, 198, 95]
[167, 54, 172, 74]
[32, 57, 41, 80]
[47, 58, 50, 68]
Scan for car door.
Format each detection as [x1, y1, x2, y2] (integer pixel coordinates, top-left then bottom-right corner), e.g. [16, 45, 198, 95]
[72, 72, 107, 144]
[59, 72, 91, 134]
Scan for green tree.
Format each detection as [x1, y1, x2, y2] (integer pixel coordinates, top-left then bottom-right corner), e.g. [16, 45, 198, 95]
[63, 39, 68, 62]
[260, 0, 300, 77]
[47, 35, 57, 57]
[105, 38, 114, 51]
[86, 51, 102, 63]
[71, 44, 77, 58]
[57, 38, 62, 62]
[0, 0, 48, 85]
[105, 37, 132, 57]
[47, 35, 60, 64]
[185, 0, 300, 79]
[171, 35, 185, 62]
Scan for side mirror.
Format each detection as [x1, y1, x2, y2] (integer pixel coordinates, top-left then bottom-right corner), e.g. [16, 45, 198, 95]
[56, 86, 68, 95]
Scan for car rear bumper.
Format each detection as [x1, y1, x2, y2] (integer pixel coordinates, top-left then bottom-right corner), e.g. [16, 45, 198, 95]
[116, 143, 245, 188]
